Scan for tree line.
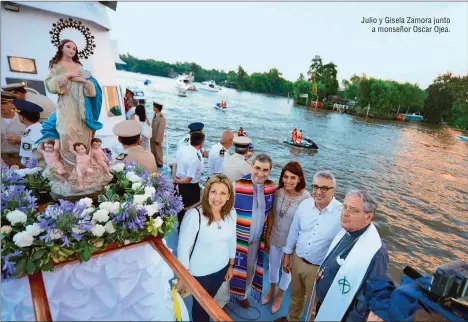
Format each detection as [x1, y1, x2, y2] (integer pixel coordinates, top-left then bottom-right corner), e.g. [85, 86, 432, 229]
[118, 53, 467, 129]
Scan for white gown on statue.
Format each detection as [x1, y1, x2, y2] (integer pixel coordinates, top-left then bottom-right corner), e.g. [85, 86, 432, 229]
[1, 242, 189, 321]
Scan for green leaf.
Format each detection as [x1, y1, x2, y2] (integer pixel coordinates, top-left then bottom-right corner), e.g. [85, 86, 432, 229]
[98, 195, 108, 203]
[26, 259, 36, 274]
[41, 262, 54, 272]
[112, 194, 119, 201]
[14, 258, 27, 276]
[31, 249, 46, 260]
[80, 248, 91, 262]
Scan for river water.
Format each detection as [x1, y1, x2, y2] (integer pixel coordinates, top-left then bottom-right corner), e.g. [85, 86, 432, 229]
[118, 71, 467, 280]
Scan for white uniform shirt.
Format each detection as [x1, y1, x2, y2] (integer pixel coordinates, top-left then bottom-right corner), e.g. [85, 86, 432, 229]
[19, 122, 43, 166]
[283, 197, 343, 265]
[176, 134, 190, 153]
[178, 207, 237, 276]
[223, 153, 252, 182]
[125, 107, 136, 120]
[208, 142, 229, 176]
[176, 145, 204, 183]
[0, 113, 26, 153]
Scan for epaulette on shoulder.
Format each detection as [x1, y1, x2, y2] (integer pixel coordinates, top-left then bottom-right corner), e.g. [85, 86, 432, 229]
[116, 153, 127, 161]
[219, 149, 225, 157]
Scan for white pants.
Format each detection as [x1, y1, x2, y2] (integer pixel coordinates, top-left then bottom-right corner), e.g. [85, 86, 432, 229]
[269, 244, 292, 291]
[214, 240, 260, 306]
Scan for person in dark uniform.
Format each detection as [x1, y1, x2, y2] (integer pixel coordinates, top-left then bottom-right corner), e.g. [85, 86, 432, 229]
[124, 88, 135, 114]
[113, 120, 157, 173]
[174, 131, 205, 232]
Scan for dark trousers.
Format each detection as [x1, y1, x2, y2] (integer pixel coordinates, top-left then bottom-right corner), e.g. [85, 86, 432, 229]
[192, 265, 228, 322]
[177, 182, 201, 232]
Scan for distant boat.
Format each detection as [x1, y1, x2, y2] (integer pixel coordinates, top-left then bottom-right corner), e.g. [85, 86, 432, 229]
[283, 137, 318, 150]
[456, 135, 468, 142]
[397, 113, 424, 121]
[200, 80, 221, 92]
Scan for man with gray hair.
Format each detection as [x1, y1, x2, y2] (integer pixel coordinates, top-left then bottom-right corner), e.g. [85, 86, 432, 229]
[310, 189, 389, 322]
[278, 170, 343, 322]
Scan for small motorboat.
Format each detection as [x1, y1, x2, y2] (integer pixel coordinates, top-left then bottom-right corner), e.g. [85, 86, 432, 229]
[283, 137, 319, 150]
[213, 105, 227, 111]
[200, 80, 221, 92]
[456, 135, 468, 142]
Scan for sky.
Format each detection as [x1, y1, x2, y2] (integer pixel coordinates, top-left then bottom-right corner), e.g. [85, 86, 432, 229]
[108, 2, 468, 89]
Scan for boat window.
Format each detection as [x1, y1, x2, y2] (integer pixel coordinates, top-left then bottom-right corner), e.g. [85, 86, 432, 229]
[103, 86, 123, 117]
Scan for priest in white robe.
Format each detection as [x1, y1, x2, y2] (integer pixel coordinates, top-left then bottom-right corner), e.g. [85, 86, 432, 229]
[312, 189, 389, 322]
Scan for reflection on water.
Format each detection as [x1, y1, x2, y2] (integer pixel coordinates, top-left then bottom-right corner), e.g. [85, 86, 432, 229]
[118, 71, 468, 280]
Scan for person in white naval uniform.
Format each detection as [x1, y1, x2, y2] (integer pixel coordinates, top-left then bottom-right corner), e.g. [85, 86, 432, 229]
[172, 122, 207, 179]
[222, 136, 253, 182]
[174, 131, 205, 232]
[1, 90, 26, 167]
[13, 98, 44, 167]
[208, 130, 234, 177]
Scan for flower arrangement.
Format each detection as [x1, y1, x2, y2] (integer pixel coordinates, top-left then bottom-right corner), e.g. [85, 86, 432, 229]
[1, 163, 183, 281]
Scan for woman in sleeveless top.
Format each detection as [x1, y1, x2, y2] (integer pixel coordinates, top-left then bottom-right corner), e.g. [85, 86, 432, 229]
[263, 161, 311, 314]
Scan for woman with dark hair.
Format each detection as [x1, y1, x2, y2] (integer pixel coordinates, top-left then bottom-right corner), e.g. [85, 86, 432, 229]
[177, 174, 237, 322]
[131, 104, 152, 151]
[263, 161, 311, 314]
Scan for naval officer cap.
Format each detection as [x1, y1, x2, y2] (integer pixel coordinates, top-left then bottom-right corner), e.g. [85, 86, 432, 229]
[2, 83, 27, 93]
[125, 88, 135, 95]
[233, 136, 252, 147]
[13, 98, 43, 113]
[1, 90, 17, 102]
[188, 122, 204, 133]
[113, 120, 142, 137]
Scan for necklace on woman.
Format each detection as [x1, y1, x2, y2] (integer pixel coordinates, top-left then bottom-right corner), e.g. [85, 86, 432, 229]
[280, 189, 300, 217]
[217, 221, 222, 230]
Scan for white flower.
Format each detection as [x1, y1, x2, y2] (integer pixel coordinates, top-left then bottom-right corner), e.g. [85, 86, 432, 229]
[132, 182, 144, 191]
[144, 186, 156, 196]
[104, 221, 116, 234]
[77, 197, 93, 208]
[13, 231, 34, 247]
[6, 210, 27, 225]
[99, 201, 114, 212]
[144, 202, 161, 216]
[129, 175, 142, 183]
[91, 224, 105, 237]
[124, 239, 131, 245]
[152, 217, 164, 229]
[126, 171, 136, 180]
[50, 230, 62, 240]
[112, 202, 120, 213]
[72, 226, 85, 234]
[133, 194, 150, 205]
[14, 167, 42, 177]
[82, 206, 95, 216]
[25, 223, 42, 236]
[110, 163, 125, 173]
[93, 209, 110, 223]
[1, 225, 13, 234]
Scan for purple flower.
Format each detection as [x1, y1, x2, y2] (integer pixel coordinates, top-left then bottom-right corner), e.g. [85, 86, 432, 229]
[26, 159, 39, 169]
[1, 185, 37, 213]
[1, 250, 22, 281]
[111, 203, 147, 231]
[1, 166, 26, 188]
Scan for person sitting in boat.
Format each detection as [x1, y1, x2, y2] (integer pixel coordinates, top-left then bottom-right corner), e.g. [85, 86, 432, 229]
[216, 102, 221, 107]
[296, 130, 303, 144]
[291, 128, 297, 142]
[237, 127, 245, 136]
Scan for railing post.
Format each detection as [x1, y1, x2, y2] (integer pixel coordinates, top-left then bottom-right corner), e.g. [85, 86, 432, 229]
[28, 272, 52, 321]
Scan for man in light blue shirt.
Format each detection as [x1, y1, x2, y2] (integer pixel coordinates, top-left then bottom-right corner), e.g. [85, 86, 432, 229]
[278, 171, 343, 322]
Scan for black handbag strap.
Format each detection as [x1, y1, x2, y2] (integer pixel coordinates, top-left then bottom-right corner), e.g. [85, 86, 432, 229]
[189, 207, 202, 260]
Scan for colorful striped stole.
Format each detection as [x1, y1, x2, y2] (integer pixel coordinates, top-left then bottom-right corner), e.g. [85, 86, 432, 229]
[230, 174, 275, 303]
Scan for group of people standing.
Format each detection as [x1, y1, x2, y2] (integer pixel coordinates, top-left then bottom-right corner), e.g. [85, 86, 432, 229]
[172, 124, 389, 322]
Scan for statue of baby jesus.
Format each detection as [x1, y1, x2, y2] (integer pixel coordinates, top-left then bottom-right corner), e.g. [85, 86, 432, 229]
[90, 138, 111, 176]
[68, 139, 94, 190]
[38, 139, 68, 183]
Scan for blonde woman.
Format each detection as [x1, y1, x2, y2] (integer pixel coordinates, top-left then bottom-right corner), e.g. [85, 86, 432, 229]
[177, 174, 237, 322]
[263, 161, 311, 314]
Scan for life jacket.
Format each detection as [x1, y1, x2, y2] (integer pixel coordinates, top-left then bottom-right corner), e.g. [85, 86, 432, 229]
[297, 131, 303, 139]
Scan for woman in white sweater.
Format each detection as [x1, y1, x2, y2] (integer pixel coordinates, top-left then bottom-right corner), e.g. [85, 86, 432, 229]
[177, 174, 237, 322]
